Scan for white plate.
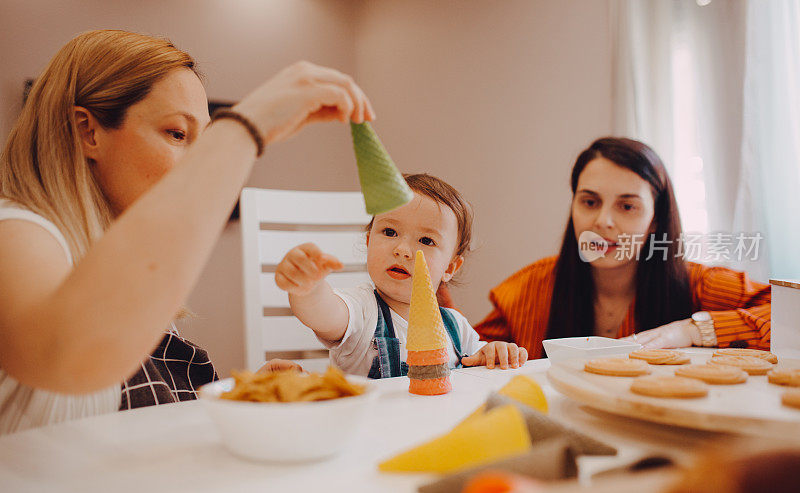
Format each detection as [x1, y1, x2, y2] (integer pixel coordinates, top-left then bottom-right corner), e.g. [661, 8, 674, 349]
[542, 336, 641, 363]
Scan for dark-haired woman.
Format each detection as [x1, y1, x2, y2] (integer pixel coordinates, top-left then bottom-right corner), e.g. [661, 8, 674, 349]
[475, 137, 771, 359]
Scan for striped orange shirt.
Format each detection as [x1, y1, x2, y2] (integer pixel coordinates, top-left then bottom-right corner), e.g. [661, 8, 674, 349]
[474, 256, 771, 359]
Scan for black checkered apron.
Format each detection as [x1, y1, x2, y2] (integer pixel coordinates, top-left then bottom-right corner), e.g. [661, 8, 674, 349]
[120, 326, 218, 410]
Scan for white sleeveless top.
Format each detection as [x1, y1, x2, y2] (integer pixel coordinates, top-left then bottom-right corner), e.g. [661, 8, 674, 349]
[0, 199, 121, 435]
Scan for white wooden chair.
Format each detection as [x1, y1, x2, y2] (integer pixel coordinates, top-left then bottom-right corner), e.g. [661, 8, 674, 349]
[240, 188, 372, 372]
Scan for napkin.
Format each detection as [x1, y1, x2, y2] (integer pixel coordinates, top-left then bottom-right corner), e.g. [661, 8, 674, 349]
[484, 393, 617, 456]
[350, 121, 413, 215]
[418, 437, 577, 493]
[458, 375, 548, 426]
[378, 404, 532, 474]
[416, 392, 618, 492]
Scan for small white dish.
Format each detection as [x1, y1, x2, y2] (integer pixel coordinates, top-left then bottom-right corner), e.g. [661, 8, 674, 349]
[199, 375, 377, 462]
[542, 336, 641, 363]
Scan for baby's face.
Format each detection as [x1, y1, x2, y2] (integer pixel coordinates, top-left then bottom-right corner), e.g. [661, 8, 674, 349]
[366, 193, 461, 306]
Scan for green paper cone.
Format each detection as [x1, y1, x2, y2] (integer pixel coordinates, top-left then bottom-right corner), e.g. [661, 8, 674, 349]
[350, 122, 413, 215]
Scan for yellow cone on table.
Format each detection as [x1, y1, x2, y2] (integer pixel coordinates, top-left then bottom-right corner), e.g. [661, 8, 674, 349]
[457, 375, 548, 429]
[378, 404, 531, 473]
[499, 375, 548, 414]
[406, 250, 451, 395]
[406, 251, 448, 352]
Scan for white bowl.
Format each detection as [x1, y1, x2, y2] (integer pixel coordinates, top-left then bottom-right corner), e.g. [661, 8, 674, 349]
[542, 336, 641, 363]
[199, 375, 377, 462]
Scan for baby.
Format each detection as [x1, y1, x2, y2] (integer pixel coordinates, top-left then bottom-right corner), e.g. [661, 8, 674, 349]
[275, 173, 528, 377]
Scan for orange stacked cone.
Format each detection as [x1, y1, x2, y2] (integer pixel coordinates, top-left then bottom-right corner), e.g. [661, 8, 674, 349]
[406, 250, 451, 395]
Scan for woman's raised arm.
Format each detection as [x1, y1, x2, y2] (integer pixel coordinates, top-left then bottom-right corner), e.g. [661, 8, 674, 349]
[0, 62, 373, 393]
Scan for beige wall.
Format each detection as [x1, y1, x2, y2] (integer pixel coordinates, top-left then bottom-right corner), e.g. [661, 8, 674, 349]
[355, 0, 614, 322]
[1, 1, 613, 376]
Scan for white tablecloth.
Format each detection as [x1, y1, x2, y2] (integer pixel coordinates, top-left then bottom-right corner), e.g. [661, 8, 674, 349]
[0, 360, 724, 492]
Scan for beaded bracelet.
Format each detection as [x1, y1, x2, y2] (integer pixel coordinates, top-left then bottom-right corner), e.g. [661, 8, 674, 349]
[211, 109, 265, 158]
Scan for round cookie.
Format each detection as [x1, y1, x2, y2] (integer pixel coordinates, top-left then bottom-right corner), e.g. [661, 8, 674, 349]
[629, 349, 690, 365]
[675, 364, 747, 385]
[781, 389, 800, 410]
[713, 348, 778, 364]
[630, 376, 708, 398]
[768, 368, 800, 387]
[584, 358, 651, 377]
[709, 355, 773, 375]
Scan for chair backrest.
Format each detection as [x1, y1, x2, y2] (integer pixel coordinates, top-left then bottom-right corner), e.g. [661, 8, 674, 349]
[240, 188, 372, 370]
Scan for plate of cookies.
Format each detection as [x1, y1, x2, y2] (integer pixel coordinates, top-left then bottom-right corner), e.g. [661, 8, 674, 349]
[547, 347, 800, 437]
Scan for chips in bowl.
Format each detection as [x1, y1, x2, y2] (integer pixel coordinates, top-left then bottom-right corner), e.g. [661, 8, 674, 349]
[221, 366, 365, 403]
[199, 366, 376, 462]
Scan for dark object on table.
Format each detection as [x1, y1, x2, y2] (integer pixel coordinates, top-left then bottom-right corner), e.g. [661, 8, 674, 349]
[666, 444, 800, 493]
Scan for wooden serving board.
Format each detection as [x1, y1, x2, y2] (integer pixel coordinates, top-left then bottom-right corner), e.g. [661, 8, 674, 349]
[547, 350, 800, 438]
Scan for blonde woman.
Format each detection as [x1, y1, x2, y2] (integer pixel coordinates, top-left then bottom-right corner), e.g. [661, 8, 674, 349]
[0, 30, 374, 434]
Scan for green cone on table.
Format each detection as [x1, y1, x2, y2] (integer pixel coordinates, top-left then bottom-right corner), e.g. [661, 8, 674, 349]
[350, 121, 413, 215]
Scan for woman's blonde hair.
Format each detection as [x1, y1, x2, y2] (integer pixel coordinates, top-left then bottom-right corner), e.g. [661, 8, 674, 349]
[0, 29, 196, 260]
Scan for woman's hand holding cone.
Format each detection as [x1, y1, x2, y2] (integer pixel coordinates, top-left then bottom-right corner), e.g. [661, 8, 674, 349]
[234, 61, 375, 146]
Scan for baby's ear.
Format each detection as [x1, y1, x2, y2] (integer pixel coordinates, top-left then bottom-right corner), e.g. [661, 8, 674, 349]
[365, 232, 370, 246]
[442, 255, 464, 282]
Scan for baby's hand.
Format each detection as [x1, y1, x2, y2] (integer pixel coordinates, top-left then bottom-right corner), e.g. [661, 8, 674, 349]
[258, 359, 303, 373]
[461, 341, 529, 370]
[275, 243, 343, 296]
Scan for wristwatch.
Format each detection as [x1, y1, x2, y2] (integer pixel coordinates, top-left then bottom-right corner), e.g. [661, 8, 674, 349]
[691, 311, 717, 347]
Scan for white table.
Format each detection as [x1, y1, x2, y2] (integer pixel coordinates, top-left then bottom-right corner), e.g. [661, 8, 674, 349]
[0, 360, 729, 493]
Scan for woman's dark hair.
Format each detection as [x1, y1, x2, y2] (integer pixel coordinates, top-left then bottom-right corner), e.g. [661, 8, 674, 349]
[546, 137, 693, 339]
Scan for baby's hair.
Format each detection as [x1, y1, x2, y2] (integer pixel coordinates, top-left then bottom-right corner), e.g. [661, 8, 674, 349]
[365, 173, 473, 258]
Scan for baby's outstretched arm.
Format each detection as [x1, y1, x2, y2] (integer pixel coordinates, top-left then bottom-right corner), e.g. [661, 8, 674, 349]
[275, 243, 349, 342]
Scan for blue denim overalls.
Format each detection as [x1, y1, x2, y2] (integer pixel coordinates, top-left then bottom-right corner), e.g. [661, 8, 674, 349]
[367, 290, 463, 379]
